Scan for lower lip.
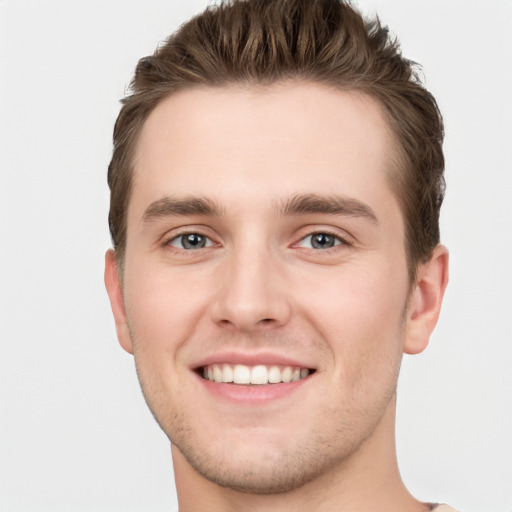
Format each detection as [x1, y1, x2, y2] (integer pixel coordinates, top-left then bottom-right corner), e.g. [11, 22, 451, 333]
[196, 373, 311, 404]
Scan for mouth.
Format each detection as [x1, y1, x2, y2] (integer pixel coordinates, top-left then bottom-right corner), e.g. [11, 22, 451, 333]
[199, 363, 315, 385]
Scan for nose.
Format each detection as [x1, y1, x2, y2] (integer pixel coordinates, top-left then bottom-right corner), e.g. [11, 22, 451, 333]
[210, 243, 291, 332]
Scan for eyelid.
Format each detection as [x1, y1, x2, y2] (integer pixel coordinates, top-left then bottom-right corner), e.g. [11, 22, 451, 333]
[158, 224, 353, 251]
[292, 226, 353, 248]
[168, 233, 215, 249]
[295, 233, 344, 249]
[160, 225, 220, 249]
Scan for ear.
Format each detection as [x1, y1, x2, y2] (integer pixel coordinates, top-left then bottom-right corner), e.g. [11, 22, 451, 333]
[403, 244, 449, 355]
[104, 249, 134, 354]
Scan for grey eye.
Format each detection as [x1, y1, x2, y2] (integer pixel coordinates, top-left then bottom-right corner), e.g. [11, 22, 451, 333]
[310, 233, 337, 249]
[170, 233, 211, 250]
[296, 232, 343, 250]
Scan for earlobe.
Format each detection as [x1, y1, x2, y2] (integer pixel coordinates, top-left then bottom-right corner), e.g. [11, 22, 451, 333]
[104, 249, 134, 354]
[403, 245, 449, 355]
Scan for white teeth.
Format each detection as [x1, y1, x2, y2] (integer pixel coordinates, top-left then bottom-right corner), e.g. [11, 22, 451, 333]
[268, 365, 281, 384]
[233, 364, 251, 384]
[281, 366, 292, 383]
[251, 365, 268, 385]
[202, 363, 311, 385]
[222, 363, 234, 383]
[213, 364, 222, 382]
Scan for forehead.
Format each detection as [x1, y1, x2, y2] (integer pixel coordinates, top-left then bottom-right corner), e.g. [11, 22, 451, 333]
[131, 83, 399, 218]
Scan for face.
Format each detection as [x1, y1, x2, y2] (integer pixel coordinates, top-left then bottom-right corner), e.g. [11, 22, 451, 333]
[106, 83, 442, 493]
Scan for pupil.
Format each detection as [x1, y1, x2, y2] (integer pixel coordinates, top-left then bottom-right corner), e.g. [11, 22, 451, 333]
[183, 234, 205, 249]
[312, 233, 334, 249]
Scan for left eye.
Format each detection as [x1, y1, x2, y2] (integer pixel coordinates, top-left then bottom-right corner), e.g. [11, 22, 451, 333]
[297, 233, 343, 250]
[168, 233, 213, 250]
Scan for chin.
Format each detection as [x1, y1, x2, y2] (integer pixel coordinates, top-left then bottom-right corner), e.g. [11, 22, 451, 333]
[174, 438, 335, 494]
[166, 416, 367, 496]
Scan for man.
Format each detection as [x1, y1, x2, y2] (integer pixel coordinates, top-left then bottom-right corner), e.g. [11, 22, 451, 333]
[104, 1, 455, 510]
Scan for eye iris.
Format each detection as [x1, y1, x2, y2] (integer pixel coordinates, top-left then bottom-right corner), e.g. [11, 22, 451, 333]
[311, 233, 335, 249]
[182, 233, 206, 249]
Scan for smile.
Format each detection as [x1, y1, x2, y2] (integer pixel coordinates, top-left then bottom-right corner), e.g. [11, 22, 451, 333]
[201, 364, 312, 385]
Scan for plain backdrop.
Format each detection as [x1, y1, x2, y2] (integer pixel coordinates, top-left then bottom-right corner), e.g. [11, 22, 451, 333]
[1, 1, 511, 511]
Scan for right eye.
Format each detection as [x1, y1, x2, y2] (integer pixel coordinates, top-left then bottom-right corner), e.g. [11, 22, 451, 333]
[167, 233, 214, 250]
[295, 232, 346, 250]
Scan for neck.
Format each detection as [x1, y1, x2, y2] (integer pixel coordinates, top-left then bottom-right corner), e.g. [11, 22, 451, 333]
[171, 397, 428, 512]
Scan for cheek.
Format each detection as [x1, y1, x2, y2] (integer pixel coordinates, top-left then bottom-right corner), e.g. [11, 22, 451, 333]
[122, 260, 213, 359]
[122, 265, 209, 417]
[294, 259, 408, 379]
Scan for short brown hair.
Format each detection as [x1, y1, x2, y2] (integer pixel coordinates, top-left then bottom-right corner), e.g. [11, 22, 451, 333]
[108, 0, 444, 280]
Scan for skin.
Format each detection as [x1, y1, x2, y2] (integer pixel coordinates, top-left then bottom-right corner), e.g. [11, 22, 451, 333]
[105, 83, 448, 512]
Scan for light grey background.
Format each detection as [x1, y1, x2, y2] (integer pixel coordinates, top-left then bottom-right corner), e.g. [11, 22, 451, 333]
[1, 1, 511, 511]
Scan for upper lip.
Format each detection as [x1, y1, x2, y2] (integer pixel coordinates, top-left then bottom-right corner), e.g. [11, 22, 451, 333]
[192, 351, 316, 370]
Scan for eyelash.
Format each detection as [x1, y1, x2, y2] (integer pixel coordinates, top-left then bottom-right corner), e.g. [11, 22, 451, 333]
[163, 231, 217, 251]
[162, 229, 350, 252]
[293, 230, 350, 253]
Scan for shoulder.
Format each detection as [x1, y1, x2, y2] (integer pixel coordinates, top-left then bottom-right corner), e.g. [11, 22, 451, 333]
[432, 505, 460, 512]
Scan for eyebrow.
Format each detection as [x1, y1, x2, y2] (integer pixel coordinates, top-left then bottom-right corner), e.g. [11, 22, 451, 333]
[142, 196, 223, 223]
[141, 193, 378, 224]
[277, 194, 378, 223]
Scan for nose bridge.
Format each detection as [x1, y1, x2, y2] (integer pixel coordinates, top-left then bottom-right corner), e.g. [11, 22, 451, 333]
[212, 233, 290, 331]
